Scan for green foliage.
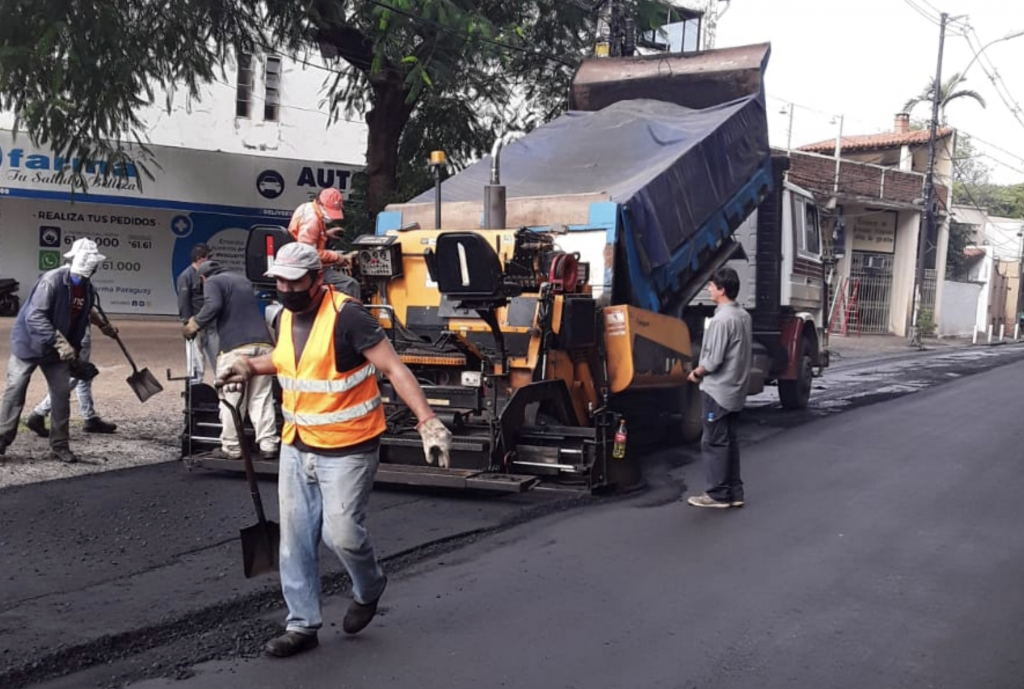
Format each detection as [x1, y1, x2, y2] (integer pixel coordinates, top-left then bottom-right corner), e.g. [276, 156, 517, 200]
[946, 222, 974, 281]
[902, 72, 987, 124]
[917, 309, 937, 338]
[0, 0, 674, 213]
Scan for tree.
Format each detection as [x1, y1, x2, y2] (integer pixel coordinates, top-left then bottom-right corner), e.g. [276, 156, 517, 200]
[0, 0, 675, 221]
[902, 72, 987, 124]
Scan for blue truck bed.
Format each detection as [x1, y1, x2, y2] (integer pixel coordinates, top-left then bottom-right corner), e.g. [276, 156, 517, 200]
[408, 92, 771, 312]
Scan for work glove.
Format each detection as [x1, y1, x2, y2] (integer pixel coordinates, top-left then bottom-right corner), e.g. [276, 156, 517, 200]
[182, 317, 200, 340]
[88, 307, 117, 337]
[69, 358, 100, 382]
[53, 332, 76, 362]
[216, 358, 255, 393]
[417, 416, 452, 468]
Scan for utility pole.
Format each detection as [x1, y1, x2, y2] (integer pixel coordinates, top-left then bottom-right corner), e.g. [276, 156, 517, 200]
[912, 11, 948, 348]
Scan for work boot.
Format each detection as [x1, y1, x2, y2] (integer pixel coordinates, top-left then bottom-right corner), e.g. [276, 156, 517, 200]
[343, 575, 387, 635]
[26, 413, 49, 438]
[83, 417, 117, 434]
[264, 631, 319, 658]
[50, 447, 79, 464]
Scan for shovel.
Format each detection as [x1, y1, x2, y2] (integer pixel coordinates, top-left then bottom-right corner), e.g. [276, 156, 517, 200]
[222, 397, 280, 578]
[94, 304, 164, 403]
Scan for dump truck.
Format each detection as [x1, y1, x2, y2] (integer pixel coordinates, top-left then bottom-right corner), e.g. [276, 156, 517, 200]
[179, 43, 829, 492]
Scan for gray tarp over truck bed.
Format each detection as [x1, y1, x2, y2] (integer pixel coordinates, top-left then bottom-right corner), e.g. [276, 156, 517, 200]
[409, 94, 769, 273]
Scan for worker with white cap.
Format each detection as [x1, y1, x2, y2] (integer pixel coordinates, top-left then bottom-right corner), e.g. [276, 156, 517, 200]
[0, 238, 118, 462]
[217, 241, 451, 657]
[26, 239, 120, 438]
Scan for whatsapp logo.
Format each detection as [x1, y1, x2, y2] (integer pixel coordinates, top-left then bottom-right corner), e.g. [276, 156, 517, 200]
[39, 250, 61, 270]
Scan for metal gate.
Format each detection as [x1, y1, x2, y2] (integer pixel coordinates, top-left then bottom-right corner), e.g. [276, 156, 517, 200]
[849, 251, 894, 334]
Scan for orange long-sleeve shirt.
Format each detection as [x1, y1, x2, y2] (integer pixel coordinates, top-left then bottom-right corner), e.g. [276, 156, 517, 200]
[287, 202, 343, 266]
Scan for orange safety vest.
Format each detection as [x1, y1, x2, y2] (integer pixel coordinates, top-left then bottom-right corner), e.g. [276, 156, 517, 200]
[272, 290, 387, 449]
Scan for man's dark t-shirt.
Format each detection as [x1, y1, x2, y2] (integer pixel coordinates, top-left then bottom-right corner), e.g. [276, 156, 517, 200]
[286, 292, 386, 455]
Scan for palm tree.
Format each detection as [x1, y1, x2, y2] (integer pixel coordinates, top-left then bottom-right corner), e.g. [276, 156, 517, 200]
[902, 72, 987, 124]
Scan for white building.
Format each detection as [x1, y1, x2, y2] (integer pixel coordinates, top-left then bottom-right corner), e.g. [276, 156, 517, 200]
[0, 51, 367, 316]
[941, 205, 1024, 338]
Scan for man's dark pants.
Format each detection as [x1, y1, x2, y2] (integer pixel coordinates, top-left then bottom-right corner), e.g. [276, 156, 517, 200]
[700, 391, 743, 503]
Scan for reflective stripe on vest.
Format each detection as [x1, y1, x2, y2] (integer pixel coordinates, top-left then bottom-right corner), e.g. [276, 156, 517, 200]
[277, 364, 377, 393]
[282, 394, 382, 426]
[272, 289, 387, 447]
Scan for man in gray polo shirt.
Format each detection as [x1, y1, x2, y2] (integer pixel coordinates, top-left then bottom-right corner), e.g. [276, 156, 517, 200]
[686, 267, 752, 509]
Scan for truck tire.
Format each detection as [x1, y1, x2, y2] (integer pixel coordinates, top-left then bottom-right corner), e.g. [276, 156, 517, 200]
[778, 339, 813, 409]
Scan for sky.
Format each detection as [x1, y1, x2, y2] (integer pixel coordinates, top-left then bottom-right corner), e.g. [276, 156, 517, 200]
[715, 0, 1024, 187]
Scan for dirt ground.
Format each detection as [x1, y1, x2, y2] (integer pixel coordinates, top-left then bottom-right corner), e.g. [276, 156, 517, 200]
[0, 316, 198, 489]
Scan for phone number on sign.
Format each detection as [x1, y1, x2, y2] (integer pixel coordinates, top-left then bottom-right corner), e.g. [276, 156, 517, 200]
[64, 235, 120, 248]
[100, 261, 142, 272]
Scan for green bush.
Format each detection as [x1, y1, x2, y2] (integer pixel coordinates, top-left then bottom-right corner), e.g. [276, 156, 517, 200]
[918, 309, 937, 338]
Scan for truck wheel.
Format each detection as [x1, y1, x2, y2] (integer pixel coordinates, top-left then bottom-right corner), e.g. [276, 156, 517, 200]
[679, 381, 703, 443]
[779, 340, 813, 410]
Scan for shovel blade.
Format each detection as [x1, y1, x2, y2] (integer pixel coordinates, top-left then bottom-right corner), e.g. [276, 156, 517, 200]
[127, 368, 164, 403]
[241, 520, 281, 578]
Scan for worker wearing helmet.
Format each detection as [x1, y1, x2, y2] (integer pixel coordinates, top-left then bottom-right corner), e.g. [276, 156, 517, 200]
[287, 188, 353, 269]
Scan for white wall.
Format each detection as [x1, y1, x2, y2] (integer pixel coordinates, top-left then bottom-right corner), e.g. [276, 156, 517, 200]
[0, 53, 367, 169]
[938, 280, 982, 337]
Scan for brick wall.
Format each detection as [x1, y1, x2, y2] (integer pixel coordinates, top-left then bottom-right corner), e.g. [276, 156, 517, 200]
[783, 150, 927, 207]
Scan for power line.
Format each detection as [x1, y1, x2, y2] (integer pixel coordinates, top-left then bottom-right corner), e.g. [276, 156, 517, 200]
[903, 0, 942, 25]
[961, 130, 1024, 167]
[961, 24, 1024, 134]
[915, 0, 943, 14]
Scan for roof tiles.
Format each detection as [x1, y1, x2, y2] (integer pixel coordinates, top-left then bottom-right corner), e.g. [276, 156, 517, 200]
[799, 127, 954, 154]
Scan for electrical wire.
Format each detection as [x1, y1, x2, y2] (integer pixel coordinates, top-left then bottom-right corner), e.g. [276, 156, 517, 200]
[902, 0, 943, 26]
[961, 24, 1024, 135]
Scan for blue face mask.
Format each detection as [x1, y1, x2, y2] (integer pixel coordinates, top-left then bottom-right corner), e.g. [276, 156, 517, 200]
[70, 274, 84, 286]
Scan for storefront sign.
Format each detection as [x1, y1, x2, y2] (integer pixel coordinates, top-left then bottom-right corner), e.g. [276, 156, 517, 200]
[851, 211, 897, 253]
[0, 131, 362, 316]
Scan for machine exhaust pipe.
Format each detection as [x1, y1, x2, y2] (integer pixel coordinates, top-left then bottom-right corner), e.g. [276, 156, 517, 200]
[430, 150, 446, 229]
[484, 136, 509, 230]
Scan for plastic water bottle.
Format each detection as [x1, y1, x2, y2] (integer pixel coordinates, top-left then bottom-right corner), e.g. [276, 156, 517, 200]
[612, 419, 628, 459]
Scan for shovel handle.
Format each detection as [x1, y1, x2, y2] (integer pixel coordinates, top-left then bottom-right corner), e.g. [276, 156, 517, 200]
[92, 302, 141, 374]
[221, 394, 269, 525]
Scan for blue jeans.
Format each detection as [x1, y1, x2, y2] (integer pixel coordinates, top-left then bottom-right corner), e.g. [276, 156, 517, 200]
[278, 443, 386, 633]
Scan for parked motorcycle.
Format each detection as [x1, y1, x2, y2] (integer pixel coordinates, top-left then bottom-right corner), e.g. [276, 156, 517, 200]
[0, 278, 21, 317]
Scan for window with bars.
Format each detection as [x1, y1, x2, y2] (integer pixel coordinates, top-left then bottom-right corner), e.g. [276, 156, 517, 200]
[236, 52, 253, 118]
[264, 56, 282, 122]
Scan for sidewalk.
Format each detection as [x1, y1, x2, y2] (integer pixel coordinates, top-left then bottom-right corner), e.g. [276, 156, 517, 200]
[827, 332, 976, 364]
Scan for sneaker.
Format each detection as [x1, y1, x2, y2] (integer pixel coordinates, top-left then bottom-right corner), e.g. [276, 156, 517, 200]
[208, 448, 242, 460]
[343, 575, 388, 635]
[264, 630, 319, 658]
[686, 493, 731, 509]
[83, 417, 117, 434]
[26, 413, 49, 438]
[50, 447, 79, 464]
[730, 499, 745, 508]
[258, 445, 280, 460]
